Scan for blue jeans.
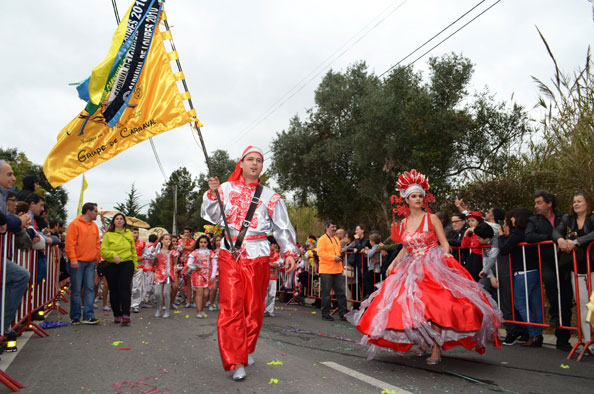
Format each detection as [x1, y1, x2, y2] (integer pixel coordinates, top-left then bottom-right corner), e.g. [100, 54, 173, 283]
[68, 261, 96, 320]
[513, 270, 543, 337]
[2, 260, 30, 332]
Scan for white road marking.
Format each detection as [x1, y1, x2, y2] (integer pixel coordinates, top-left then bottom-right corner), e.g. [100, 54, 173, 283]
[321, 361, 414, 394]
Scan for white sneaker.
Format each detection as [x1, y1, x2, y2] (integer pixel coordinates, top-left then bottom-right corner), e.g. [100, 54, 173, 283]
[162, 306, 166, 310]
[162, 311, 170, 318]
[191, 303, 196, 308]
[196, 313, 204, 318]
[93, 302, 98, 309]
[132, 307, 140, 313]
[155, 309, 161, 317]
[170, 304, 178, 310]
[103, 305, 111, 311]
[209, 306, 214, 311]
[205, 301, 210, 307]
[232, 366, 246, 381]
[185, 303, 192, 308]
[247, 354, 255, 366]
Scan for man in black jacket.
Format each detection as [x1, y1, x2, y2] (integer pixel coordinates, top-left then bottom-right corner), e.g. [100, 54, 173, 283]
[525, 190, 573, 351]
[447, 213, 468, 264]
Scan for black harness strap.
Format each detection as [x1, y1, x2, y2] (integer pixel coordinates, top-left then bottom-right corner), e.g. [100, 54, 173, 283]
[232, 184, 263, 251]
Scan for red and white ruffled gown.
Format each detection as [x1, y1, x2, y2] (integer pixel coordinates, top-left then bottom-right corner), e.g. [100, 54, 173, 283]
[347, 213, 502, 359]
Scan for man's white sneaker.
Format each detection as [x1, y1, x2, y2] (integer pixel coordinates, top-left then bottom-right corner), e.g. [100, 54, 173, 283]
[232, 366, 246, 381]
[196, 313, 204, 318]
[209, 306, 214, 311]
[247, 354, 255, 366]
[132, 307, 140, 313]
[155, 309, 161, 317]
[162, 311, 170, 318]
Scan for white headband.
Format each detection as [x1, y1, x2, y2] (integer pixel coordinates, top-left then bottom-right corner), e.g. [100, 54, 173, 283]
[400, 184, 426, 198]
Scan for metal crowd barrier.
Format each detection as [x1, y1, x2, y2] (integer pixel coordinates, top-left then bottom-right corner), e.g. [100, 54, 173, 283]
[276, 241, 593, 361]
[451, 240, 592, 361]
[0, 231, 66, 391]
[276, 252, 383, 310]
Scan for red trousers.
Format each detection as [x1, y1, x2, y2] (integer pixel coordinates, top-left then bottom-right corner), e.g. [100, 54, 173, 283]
[217, 249, 270, 371]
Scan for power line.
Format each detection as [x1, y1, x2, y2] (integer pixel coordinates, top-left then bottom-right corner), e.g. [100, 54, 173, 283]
[379, 0, 502, 78]
[227, 0, 410, 150]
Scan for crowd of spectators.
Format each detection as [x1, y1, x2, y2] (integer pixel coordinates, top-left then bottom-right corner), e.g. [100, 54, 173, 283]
[2, 157, 593, 355]
[276, 190, 594, 354]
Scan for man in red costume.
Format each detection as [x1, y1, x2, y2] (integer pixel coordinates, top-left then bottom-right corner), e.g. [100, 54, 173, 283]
[202, 146, 297, 381]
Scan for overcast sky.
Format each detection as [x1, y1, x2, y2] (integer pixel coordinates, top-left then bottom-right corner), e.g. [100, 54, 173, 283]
[1, 0, 593, 225]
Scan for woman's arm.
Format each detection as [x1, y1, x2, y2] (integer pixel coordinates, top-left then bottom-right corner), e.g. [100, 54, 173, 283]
[498, 230, 521, 255]
[99, 233, 116, 261]
[575, 214, 594, 247]
[431, 214, 452, 255]
[386, 247, 407, 274]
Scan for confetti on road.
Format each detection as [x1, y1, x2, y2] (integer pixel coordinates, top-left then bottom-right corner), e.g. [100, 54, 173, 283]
[185, 315, 190, 318]
[560, 364, 570, 369]
[112, 341, 123, 346]
[174, 311, 181, 314]
[112, 369, 171, 393]
[267, 360, 284, 365]
[268, 378, 279, 384]
[118, 347, 132, 351]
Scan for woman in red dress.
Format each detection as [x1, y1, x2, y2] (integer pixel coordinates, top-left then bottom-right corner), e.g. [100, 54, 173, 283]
[347, 170, 502, 364]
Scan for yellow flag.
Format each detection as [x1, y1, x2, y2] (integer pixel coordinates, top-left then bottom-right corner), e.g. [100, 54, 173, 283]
[76, 174, 88, 215]
[87, 1, 134, 106]
[43, 12, 201, 187]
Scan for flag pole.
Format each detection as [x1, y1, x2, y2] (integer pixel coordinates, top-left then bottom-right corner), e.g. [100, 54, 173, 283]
[160, 13, 237, 255]
[109, 3, 236, 255]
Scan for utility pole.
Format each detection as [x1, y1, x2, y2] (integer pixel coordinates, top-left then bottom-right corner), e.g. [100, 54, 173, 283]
[172, 184, 178, 235]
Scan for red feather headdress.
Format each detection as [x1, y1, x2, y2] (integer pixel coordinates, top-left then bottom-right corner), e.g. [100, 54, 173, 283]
[396, 169, 429, 197]
[390, 169, 434, 241]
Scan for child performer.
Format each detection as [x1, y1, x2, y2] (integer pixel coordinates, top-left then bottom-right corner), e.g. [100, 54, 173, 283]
[207, 234, 222, 311]
[187, 235, 214, 318]
[153, 234, 178, 318]
[264, 237, 283, 317]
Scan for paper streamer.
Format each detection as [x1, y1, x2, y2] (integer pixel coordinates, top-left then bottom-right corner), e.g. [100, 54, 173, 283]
[112, 368, 171, 394]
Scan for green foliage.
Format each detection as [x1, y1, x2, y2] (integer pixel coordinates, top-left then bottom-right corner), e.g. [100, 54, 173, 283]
[196, 150, 238, 193]
[286, 203, 325, 243]
[458, 36, 594, 215]
[147, 150, 239, 234]
[0, 147, 68, 221]
[529, 32, 594, 209]
[147, 167, 200, 233]
[270, 54, 531, 230]
[114, 183, 148, 221]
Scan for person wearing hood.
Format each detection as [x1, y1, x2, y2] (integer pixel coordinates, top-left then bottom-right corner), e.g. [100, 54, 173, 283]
[16, 175, 39, 202]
